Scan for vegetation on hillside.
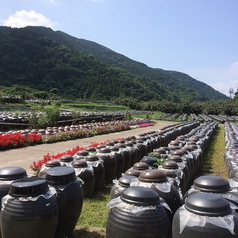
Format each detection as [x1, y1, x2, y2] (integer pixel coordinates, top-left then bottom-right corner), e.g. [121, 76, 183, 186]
[0, 26, 228, 103]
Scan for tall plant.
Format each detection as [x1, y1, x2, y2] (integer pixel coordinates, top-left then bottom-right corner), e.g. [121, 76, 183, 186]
[38, 105, 60, 128]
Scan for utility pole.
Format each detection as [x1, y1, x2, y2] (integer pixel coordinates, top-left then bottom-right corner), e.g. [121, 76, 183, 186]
[229, 88, 234, 100]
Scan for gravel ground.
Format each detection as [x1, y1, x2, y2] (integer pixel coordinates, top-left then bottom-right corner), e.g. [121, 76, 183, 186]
[0, 120, 178, 174]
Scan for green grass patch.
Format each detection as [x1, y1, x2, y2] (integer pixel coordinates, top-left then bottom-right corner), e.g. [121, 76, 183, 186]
[198, 124, 227, 178]
[77, 184, 111, 228]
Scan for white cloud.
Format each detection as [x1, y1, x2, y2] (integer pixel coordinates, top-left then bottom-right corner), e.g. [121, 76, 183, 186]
[3, 10, 57, 29]
[183, 62, 238, 97]
[209, 62, 238, 97]
[229, 62, 238, 78]
[210, 80, 238, 98]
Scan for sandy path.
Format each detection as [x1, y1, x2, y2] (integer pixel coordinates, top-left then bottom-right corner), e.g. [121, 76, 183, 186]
[0, 121, 178, 174]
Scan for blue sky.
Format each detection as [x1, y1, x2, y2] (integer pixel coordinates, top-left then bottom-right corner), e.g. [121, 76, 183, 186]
[1, 0, 238, 97]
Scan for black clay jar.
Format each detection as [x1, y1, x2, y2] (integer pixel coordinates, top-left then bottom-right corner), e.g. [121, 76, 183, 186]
[0, 166, 27, 200]
[172, 192, 238, 238]
[0, 177, 58, 238]
[97, 147, 117, 183]
[72, 160, 95, 198]
[183, 175, 238, 208]
[45, 166, 84, 238]
[85, 154, 105, 191]
[106, 186, 171, 238]
[38, 159, 61, 178]
[59, 154, 74, 166]
[110, 175, 136, 199]
[138, 170, 181, 220]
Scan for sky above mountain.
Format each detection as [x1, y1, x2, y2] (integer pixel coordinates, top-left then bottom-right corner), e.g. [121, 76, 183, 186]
[1, 0, 237, 97]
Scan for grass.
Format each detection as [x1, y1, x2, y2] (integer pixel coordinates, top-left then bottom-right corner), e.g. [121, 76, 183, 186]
[71, 123, 227, 238]
[198, 124, 227, 178]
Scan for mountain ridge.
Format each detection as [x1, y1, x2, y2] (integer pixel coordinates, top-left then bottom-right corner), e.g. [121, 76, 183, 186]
[0, 26, 228, 102]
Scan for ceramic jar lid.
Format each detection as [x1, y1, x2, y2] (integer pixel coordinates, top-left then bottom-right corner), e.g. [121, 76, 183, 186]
[185, 192, 231, 216]
[45, 166, 76, 185]
[139, 170, 167, 183]
[121, 186, 160, 206]
[9, 177, 48, 197]
[60, 155, 74, 162]
[193, 175, 230, 193]
[0, 166, 27, 181]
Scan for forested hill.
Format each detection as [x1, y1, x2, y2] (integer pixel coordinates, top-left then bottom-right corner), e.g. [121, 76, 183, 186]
[0, 26, 228, 102]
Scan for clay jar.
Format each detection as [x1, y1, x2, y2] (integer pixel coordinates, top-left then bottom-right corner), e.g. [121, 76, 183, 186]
[85, 154, 105, 191]
[172, 193, 238, 238]
[38, 159, 61, 178]
[168, 154, 190, 189]
[183, 175, 238, 208]
[137, 169, 181, 221]
[45, 166, 84, 238]
[0, 177, 58, 238]
[59, 154, 74, 167]
[110, 175, 136, 200]
[160, 161, 187, 195]
[97, 147, 117, 184]
[125, 142, 138, 167]
[110, 146, 125, 179]
[106, 186, 171, 238]
[118, 144, 131, 172]
[72, 160, 95, 198]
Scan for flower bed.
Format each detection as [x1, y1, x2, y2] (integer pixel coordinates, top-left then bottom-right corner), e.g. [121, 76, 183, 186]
[0, 132, 42, 150]
[1, 119, 153, 151]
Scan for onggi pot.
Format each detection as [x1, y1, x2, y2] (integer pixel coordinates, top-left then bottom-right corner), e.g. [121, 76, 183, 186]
[0, 177, 58, 238]
[0, 166, 27, 238]
[106, 186, 171, 238]
[45, 166, 84, 238]
[110, 175, 136, 199]
[172, 192, 238, 238]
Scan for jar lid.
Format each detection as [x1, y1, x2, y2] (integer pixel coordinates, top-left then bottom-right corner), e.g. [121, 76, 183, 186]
[9, 177, 48, 197]
[125, 142, 134, 147]
[72, 160, 88, 168]
[76, 150, 89, 156]
[106, 142, 115, 147]
[125, 169, 141, 177]
[86, 147, 97, 153]
[110, 146, 119, 152]
[0, 166, 27, 181]
[162, 161, 178, 169]
[193, 175, 230, 193]
[185, 192, 231, 216]
[121, 186, 160, 206]
[133, 162, 149, 171]
[85, 154, 99, 161]
[96, 145, 106, 150]
[139, 170, 168, 183]
[99, 147, 111, 153]
[141, 156, 157, 165]
[45, 166, 76, 185]
[119, 175, 137, 187]
[183, 146, 193, 152]
[171, 150, 184, 156]
[154, 148, 167, 154]
[59, 155, 74, 162]
[168, 155, 183, 163]
[46, 160, 61, 168]
[118, 144, 126, 148]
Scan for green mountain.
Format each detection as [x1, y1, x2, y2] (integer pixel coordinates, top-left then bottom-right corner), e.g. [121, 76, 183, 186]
[0, 26, 228, 102]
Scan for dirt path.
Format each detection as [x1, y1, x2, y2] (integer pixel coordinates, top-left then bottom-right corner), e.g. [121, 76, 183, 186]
[0, 120, 178, 174]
